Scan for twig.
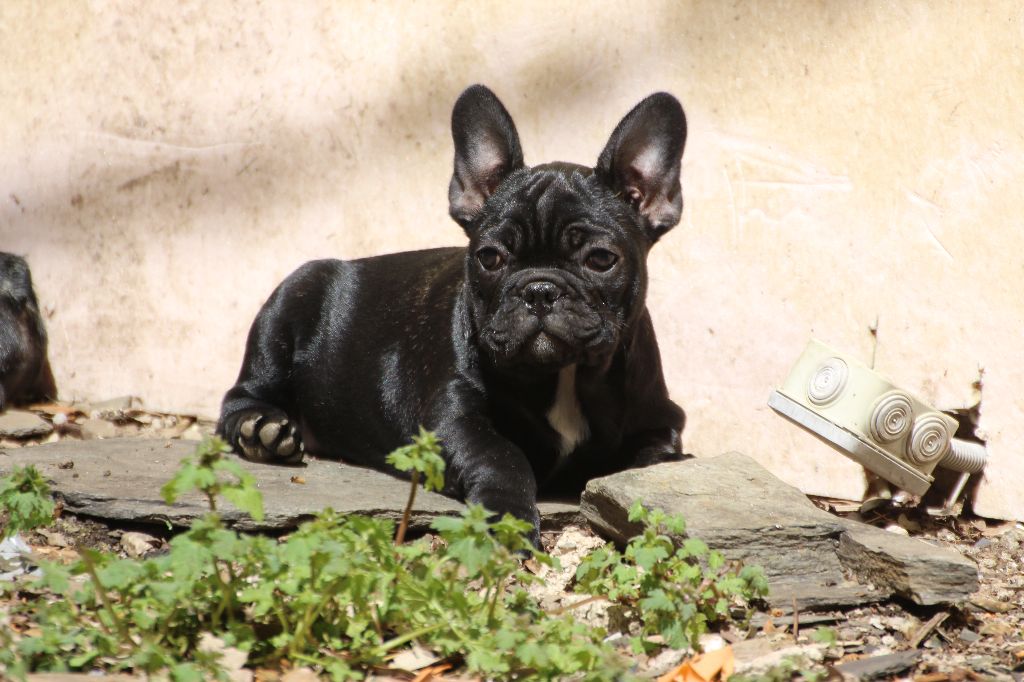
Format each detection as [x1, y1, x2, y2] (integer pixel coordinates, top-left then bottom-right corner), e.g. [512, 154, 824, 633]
[549, 594, 610, 616]
[792, 598, 799, 640]
[395, 471, 420, 545]
[909, 611, 948, 648]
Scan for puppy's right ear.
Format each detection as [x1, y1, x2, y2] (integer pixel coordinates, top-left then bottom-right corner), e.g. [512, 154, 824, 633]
[448, 85, 524, 228]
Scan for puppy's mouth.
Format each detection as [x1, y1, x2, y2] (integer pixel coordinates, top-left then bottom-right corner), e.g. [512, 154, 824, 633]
[483, 309, 613, 369]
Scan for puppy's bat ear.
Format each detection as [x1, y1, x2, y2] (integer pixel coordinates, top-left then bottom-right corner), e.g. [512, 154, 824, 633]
[448, 85, 524, 229]
[596, 93, 686, 242]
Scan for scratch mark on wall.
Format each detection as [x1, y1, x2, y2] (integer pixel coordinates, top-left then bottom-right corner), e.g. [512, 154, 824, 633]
[118, 161, 182, 192]
[906, 190, 941, 212]
[707, 130, 853, 192]
[921, 220, 954, 261]
[904, 189, 953, 260]
[81, 131, 260, 156]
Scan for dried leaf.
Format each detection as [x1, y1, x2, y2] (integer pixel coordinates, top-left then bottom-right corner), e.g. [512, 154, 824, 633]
[657, 645, 734, 682]
[412, 662, 453, 682]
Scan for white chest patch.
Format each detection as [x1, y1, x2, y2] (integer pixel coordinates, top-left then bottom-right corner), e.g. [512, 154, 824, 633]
[546, 365, 590, 456]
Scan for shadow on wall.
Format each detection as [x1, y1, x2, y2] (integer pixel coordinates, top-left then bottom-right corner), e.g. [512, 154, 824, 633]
[14, 1, 705, 245]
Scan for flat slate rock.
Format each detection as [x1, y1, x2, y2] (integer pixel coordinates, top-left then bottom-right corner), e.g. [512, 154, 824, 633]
[833, 650, 921, 680]
[0, 410, 53, 439]
[581, 452, 978, 609]
[837, 520, 979, 605]
[0, 439, 581, 532]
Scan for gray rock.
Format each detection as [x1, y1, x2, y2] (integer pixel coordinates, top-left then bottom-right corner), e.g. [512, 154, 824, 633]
[833, 650, 920, 679]
[581, 452, 977, 609]
[836, 520, 979, 605]
[80, 418, 118, 440]
[0, 438, 580, 532]
[0, 410, 53, 439]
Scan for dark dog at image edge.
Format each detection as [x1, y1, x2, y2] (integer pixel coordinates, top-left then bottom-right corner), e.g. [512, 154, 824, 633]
[218, 85, 688, 545]
[0, 253, 57, 412]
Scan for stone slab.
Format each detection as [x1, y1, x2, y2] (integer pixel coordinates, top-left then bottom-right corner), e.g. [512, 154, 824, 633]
[0, 410, 53, 439]
[833, 651, 920, 680]
[580, 452, 978, 609]
[0, 439, 581, 532]
[836, 519, 979, 605]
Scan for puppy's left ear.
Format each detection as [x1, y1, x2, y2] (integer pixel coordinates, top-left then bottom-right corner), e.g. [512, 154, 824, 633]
[596, 93, 686, 241]
[449, 85, 525, 229]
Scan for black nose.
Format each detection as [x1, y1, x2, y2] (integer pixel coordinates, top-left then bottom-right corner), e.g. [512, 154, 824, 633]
[521, 280, 561, 314]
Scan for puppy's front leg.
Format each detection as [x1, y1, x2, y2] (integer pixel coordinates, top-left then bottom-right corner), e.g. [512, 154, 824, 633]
[618, 426, 688, 469]
[433, 416, 541, 547]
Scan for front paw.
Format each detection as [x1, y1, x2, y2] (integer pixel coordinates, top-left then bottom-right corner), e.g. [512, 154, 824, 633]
[467, 489, 541, 548]
[632, 448, 689, 468]
[231, 409, 304, 465]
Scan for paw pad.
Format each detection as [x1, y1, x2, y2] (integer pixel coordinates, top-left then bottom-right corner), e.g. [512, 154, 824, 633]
[236, 411, 304, 464]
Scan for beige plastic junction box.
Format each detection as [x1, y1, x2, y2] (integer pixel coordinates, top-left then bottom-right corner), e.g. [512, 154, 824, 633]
[768, 339, 962, 496]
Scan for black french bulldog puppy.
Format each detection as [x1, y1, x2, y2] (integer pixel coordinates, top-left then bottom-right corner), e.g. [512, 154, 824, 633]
[218, 85, 687, 544]
[0, 253, 57, 411]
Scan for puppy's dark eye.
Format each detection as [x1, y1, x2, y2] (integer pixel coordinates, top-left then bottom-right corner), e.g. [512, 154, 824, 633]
[585, 249, 618, 272]
[476, 247, 505, 271]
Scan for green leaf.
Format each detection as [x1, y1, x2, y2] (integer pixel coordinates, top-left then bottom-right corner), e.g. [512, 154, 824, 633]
[628, 544, 669, 571]
[627, 499, 647, 523]
[386, 428, 447, 494]
[0, 465, 55, 538]
[97, 558, 142, 590]
[429, 515, 464, 533]
[681, 537, 708, 557]
[221, 486, 264, 521]
[810, 626, 838, 646]
[639, 588, 674, 612]
[445, 537, 490, 577]
[169, 662, 206, 682]
[662, 515, 686, 535]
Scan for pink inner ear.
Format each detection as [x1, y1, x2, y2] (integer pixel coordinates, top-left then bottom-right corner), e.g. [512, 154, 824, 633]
[480, 161, 508, 197]
[630, 146, 663, 180]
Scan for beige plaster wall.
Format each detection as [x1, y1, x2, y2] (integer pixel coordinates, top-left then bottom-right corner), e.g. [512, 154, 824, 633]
[2, 1, 1021, 519]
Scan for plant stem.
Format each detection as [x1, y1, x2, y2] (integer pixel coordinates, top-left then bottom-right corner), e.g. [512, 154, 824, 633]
[373, 622, 443, 656]
[79, 550, 130, 643]
[486, 578, 503, 624]
[394, 471, 420, 545]
[290, 565, 328, 656]
[210, 557, 235, 630]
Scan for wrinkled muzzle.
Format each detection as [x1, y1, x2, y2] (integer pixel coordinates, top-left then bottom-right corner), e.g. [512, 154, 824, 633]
[480, 270, 620, 368]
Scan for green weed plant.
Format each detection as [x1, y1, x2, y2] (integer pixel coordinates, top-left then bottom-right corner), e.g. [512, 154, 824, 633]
[575, 500, 769, 653]
[0, 434, 766, 680]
